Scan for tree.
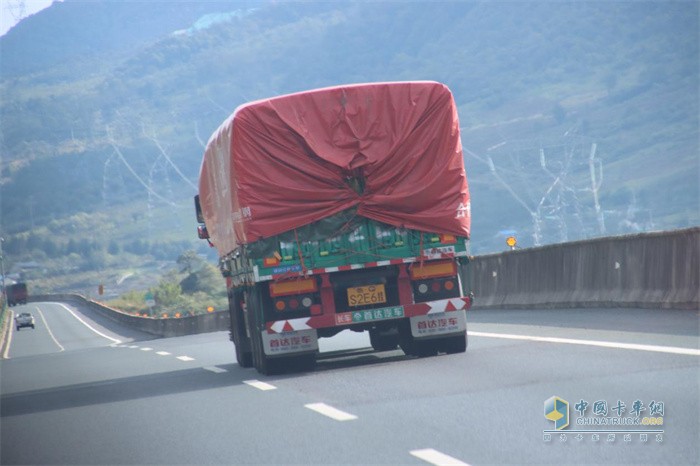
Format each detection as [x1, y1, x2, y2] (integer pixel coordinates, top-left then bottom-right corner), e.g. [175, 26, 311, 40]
[176, 249, 204, 274]
[180, 262, 221, 295]
[152, 280, 182, 307]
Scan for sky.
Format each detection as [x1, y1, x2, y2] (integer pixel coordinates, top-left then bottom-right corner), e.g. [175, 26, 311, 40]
[1, 0, 58, 37]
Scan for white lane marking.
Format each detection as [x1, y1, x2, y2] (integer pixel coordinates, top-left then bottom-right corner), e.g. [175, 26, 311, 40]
[468, 331, 700, 356]
[156, 351, 171, 356]
[177, 356, 195, 361]
[128, 345, 140, 349]
[37, 307, 65, 352]
[304, 403, 357, 421]
[2, 310, 15, 359]
[243, 380, 277, 391]
[140, 347, 153, 351]
[410, 448, 471, 466]
[203, 366, 228, 374]
[53, 303, 122, 344]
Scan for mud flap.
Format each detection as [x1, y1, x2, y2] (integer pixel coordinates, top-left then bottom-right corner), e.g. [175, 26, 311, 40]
[261, 328, 319, 356]
[409, 310, 467, 338]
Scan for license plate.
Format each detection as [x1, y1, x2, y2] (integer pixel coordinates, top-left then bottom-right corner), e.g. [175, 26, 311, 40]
[347, 284, 387, 307]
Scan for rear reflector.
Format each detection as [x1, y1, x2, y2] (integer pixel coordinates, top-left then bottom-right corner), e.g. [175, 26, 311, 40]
[410, 260, 457, 280]
[264, 257, 280, 266]
[270, 278, 318, 297]
[440, 234, 457, 244]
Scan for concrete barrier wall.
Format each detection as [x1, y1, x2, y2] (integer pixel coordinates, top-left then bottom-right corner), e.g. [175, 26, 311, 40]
[29, 294, 231, 338]
[25, 228, 698, 341]
[469, 227, 699, 310]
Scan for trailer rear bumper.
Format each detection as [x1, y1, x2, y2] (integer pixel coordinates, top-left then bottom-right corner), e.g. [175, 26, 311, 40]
[260, 296, 470, 356]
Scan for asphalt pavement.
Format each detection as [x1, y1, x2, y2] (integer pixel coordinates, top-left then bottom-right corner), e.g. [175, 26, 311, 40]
[1, 302, 698, 465]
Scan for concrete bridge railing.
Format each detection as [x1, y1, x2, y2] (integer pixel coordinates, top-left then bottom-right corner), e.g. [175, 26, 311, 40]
[468, 227, 699, 310]
[28, 293, 231, 338]
[23, 228, 699, 339]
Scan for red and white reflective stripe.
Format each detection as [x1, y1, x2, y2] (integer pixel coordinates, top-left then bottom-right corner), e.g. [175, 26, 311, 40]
[255, 250, 468, 282]
[426, 298, 470, 314]
[267, 317, 312, 334]
[404, 297, 470, 317]
[266, 297, 471, 333]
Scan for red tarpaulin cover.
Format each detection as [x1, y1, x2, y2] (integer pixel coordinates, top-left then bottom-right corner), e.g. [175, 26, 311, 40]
[199, 81, 471, 256]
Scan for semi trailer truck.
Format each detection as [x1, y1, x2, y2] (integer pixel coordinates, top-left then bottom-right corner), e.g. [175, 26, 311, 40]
[196, 81, 472, 374]
[5, 283, 28, 307]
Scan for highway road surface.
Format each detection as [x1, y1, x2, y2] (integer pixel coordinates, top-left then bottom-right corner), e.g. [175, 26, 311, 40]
[1, 301, 698, 465]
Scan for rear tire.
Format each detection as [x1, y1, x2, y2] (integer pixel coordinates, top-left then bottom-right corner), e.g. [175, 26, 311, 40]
[398, 320, 438, 357]
[413, 340, 439, 357]
[230, 290, 253, 368]
[442, 334, 467, 354]
[247, 285, 281, 376]
[369, 329, 399, 351]
[290, 353, 316, 372]
[235, 341, 253, 367]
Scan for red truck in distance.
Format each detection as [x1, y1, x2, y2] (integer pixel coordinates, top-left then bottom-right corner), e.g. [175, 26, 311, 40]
[5, 283, 28, 307]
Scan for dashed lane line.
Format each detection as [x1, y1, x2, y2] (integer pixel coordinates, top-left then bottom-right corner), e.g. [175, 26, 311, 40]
[177, 356, 195, 362]
[468, 331, 700, 356]
[203, 366, 228, 374]
[304, 403, 357, 421]
[37, 307, 65, 352]
[156, 351, 171, 356]
[410, 448, 471, 466]
[243, 380, 277, 391]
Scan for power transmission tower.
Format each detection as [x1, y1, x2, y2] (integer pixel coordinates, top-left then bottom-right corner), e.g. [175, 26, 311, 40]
[5, 1, 27, 23]
[466, 135, 603, 247]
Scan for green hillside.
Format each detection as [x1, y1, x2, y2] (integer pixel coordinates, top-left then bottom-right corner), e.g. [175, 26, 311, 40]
[0, 0, 697, 293]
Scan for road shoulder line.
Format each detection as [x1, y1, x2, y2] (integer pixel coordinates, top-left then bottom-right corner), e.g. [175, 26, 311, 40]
[54, 303, 122, 344]
[1, 309, 14, 359]
[469, 331, 700, 356]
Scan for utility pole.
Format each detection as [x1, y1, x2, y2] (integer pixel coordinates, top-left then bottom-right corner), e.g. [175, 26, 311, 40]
[0, 237, 6, 308]
[588, 143, 606, 235]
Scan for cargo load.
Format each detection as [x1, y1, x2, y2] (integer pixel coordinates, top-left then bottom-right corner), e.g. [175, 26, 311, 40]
[196, 81, 473, 374]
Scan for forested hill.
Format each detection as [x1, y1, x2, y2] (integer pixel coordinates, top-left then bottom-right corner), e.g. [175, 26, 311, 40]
[0, 1, 697, 263]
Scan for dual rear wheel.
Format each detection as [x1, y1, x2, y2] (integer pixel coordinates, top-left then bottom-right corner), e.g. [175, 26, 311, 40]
[397, 320, 467, 357]
[244, 284, 316, 375]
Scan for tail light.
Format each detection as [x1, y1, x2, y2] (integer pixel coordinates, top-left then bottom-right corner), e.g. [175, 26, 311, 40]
[270, 277, 318, 297]
[270, 278, 319, 313]
[273, 294, 315, 313]
[412, 260, 460, 301]
[410, 260, 456, 280]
